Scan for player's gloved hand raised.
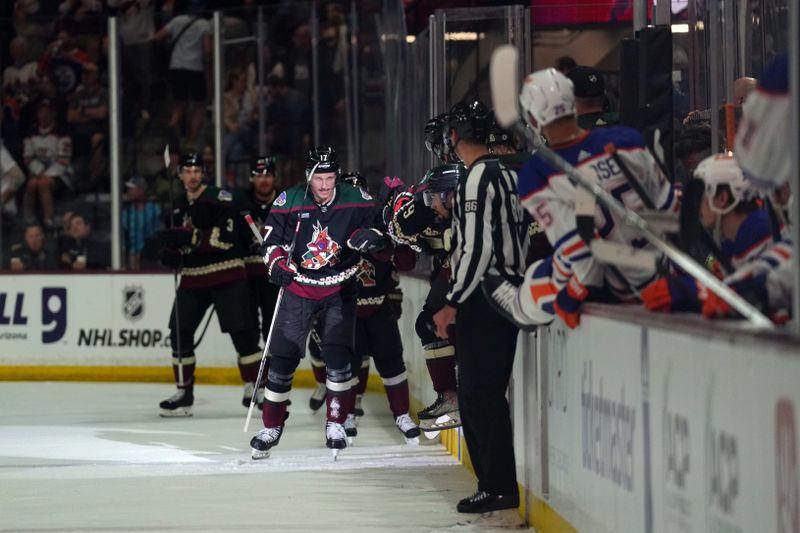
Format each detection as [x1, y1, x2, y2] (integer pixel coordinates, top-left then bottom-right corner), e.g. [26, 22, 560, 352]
[268, 257, 298, 287]
[640, 274, 702, 313]
[160, 249, 182, 268]
[348, 228, 386, 252]
[552, 276, 589, 329]
[159, 227, 202, 251]
[377, 175, 406, 207]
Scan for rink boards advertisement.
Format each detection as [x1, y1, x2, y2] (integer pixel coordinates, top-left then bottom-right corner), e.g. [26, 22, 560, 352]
[537, 316, 800, 533]
[0, 274, 235, 366]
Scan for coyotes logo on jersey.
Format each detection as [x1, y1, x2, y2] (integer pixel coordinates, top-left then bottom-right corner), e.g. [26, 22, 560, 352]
[356, 258, 377, 287]
[301, 221, 340, 270]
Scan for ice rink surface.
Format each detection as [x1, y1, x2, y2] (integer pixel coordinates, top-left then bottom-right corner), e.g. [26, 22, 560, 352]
[0, 382, 527, 532]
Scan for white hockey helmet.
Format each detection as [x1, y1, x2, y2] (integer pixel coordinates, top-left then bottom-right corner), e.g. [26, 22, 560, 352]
[519, 68, 576, 133]
[693, 153, 753, 215]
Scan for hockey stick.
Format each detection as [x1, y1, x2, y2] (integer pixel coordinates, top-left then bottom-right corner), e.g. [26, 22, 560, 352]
[489, 45, 774, 328]
[244, 162, 320, 432]
[164, 145, 184, 387]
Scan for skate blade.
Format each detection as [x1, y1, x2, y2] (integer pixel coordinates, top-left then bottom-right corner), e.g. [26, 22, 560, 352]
[456, 509, 526, 528]
[251, 449, 271, 460]
[424, 430, 441, 440]
[159, 407, 193, 418]
[347, 436, 354, 446]
[331, 449, 340, 461]
[405, 436, 420, 445]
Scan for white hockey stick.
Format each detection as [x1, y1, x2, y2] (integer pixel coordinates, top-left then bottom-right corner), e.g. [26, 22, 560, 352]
[489, 45, 774, 328]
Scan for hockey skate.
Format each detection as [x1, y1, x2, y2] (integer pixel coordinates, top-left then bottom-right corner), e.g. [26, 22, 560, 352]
[417, 390, 461, 438]
[326, 421, 348, 460]
[309, 383, 326, 412]
[242, 382, 265, 410]
[354, 394, 365, 417]
[395, 413, 421, 445]
[344, 413, 358, 445]
[250, 413, 289, 460]
[159, 389, 193, 417]
[481, 273, 548, 331]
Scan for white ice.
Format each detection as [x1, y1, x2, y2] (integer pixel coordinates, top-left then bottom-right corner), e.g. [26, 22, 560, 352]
[0, 382, 528, 532]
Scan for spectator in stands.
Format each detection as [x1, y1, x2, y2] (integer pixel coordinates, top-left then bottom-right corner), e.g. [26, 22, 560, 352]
[222, 68, 256, 186]
[23, 99, 73, 228]
[59, 212, 106, 270]
[733, 77, 757, 107]
[282, 24, 312, 99]
[107, 0, 155, 120]
[566, 66, 618, 129]
[1, 144, 26, 217]
[152, 11, 212, 148]
[263, 74, 309, 159]
[67, 61, 108, 192]
[122, 176, 161, 270]
[555, 55, 577, 74]
[8, 223, 57, 271]
[13, 0, 54, 60]
[3, 36, 39, 115]
[38, 30, 90, 98]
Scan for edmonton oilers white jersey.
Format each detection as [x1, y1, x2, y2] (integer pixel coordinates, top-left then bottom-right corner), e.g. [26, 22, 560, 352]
[517, 126, 678, 309]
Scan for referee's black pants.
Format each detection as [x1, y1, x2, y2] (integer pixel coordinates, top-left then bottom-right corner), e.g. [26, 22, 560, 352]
[455, 288, 519, 495]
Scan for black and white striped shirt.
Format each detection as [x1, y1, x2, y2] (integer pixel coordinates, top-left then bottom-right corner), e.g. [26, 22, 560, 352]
[446, 155, 527, 305]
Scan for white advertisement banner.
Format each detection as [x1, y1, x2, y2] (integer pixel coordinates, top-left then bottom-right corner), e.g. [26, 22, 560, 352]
[0, 274, 236, 366]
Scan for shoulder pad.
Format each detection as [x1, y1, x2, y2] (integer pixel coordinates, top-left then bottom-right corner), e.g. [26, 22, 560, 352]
[217, 190, 233, 202]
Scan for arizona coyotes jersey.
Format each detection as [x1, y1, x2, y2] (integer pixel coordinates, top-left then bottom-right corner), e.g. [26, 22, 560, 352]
[173, 185, 247, 289]
[233, 187, 277, 278]
[517, 126, 678, 308]
[355, 243, 416, 317]
[263, 182, 374, 292]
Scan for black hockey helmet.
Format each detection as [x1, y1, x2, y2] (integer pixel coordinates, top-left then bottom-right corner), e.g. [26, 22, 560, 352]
[179, 152, 203, 172]
[341, 171, 366, 189]
[306, 146, 340, 176]
[251, 155, 277, 177]
[445, 100, 492, 146]
[487, 121, 515, 148]
[420, 163, 465, 207]
[424, 113, 450, 161]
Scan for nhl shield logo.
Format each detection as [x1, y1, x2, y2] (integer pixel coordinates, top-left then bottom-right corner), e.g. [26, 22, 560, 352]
[123, 286, 145, 321]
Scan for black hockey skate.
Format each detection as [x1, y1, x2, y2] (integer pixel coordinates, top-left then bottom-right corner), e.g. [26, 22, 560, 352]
[250, 412, 290, 460]
[418, 390, 461, 438]
[159, 389, 193, 417]
[481, 273, 543, 332]
[395, 413, 421, 444]
[309, 383, 326, 411]
[326, 421, 348, 460]
[344, 413, 358, 445]
[456, 490, 519, 514]
[242, 382, 264, 410]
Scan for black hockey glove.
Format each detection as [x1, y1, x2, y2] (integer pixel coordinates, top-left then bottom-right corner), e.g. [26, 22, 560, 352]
[160, 249, 182, 269]
[347, 228, 386, 252]
[159, 227, 202, 250]
[268, 257, 298, 287]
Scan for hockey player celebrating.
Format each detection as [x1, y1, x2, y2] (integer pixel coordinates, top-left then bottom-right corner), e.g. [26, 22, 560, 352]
[307, 171, 421, 443]
[432, 100, 528, 514]
[158, 153, 262, 416]
[485, 68, 678, 329]
[249, 146, 383, 459]
[641, 155, 792, 322]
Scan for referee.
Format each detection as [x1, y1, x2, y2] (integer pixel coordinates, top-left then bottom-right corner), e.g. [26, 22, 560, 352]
[433, 101, 527, 514]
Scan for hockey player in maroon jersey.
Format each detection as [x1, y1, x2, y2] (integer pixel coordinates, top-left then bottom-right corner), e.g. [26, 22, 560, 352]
[307, 171, 421, 443]
[158, 153, 262, 416]
[249, 147, 384, 459]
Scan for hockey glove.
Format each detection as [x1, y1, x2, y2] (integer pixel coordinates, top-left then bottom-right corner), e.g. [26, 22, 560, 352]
[553, 276, 589, 329]
[348, 228, 386, 252]
[640, 274, 702, 313]
[377, 175, 406, 207]
[160, 249, 182, 269]
[387, 288, 404, 319]
[159, 227, 202, 251]
[701, 289, 732, 319]
[268, 257, 298, 287]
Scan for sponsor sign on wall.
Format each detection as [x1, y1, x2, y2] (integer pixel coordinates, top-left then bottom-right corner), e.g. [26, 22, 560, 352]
[0, 275, 234, 366]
